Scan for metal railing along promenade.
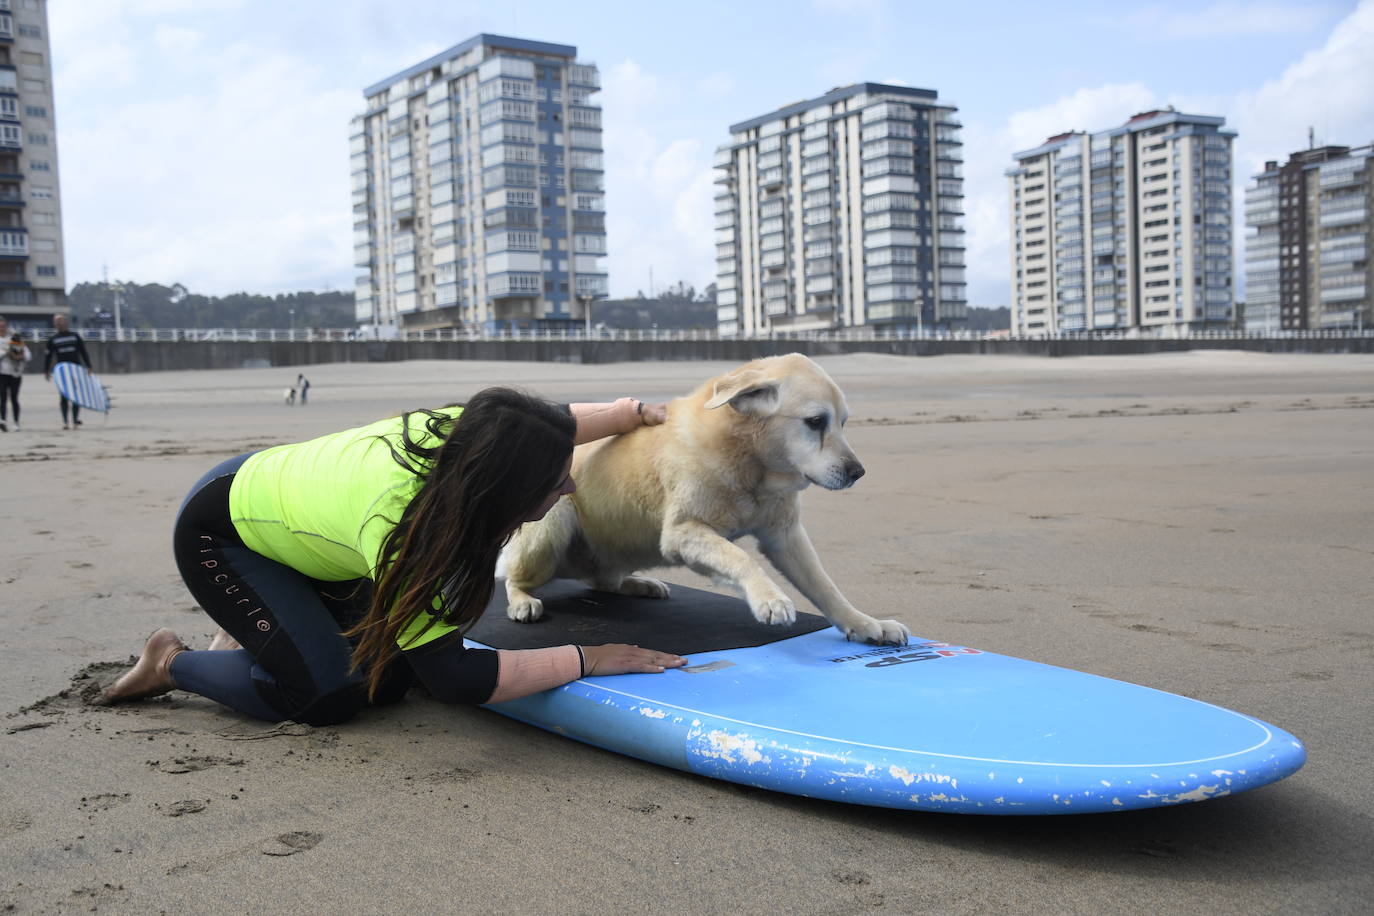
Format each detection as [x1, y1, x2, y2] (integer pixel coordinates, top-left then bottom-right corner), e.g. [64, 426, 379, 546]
[21, 326, 1374, 344]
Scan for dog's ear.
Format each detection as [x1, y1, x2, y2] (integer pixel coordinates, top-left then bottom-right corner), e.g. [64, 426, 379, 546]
[704, 369, 781, 416]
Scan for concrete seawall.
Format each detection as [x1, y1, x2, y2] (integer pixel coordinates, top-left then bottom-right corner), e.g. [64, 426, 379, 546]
[28, 334, 1374, 375]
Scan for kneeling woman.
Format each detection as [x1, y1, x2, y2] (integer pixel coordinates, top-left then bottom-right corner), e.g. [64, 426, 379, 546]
[101, 388, 685, 723]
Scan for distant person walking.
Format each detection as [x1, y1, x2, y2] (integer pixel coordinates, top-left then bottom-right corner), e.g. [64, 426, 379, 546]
[0, 316, 29, 432]
[296, 373, 311, 406]
[43, 313, 93, 430]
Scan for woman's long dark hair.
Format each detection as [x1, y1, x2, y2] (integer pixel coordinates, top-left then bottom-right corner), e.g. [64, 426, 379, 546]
[346, 387, 576, 700]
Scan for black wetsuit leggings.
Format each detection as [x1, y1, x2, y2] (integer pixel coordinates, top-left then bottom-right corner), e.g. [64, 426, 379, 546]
[0, 374, 19, 423]
[170, 454, 413, 725]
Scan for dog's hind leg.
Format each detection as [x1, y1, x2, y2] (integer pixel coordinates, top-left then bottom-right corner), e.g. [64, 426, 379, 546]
[588, 572, 671, 600]
[502, 501, 578, 623]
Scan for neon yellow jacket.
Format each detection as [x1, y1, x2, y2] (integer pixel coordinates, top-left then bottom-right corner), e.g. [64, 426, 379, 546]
[228, 408, 462, 647]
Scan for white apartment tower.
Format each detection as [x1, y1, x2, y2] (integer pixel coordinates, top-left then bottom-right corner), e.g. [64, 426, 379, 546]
[1245, 144, 1373, 332]
[1, 0, 65, 323]
[1008, 109, 1234, 334]
[714, 83, 967, 335]
[352, 35, 606, 334]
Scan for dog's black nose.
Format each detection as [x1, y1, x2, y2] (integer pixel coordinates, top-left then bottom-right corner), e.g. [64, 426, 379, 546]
[845, 459, 865, 483]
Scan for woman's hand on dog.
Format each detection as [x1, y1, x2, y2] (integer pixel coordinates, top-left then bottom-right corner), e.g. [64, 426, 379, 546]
[638, 401, 668, 426]
[582, 643, 687, 675]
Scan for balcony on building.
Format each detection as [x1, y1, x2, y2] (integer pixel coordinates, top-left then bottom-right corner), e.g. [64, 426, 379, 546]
[1318, 166, 1363, 190]
[568, 64, 600, 90]
[861, 101, 915, 124]
[0, 229, 27, 257]
[1319, 205, 1368, 228]
[759, 242, 787, 267]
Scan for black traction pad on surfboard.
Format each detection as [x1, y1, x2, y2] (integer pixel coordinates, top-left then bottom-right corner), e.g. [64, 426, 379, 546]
[469, 579, 832, 656]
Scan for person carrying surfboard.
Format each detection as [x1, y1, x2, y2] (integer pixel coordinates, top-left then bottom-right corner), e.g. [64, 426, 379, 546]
[99, 388, 686, 725]
[42, 313, 93, 430]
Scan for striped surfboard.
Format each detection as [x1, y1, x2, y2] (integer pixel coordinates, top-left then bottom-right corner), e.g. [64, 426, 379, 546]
[51, 362, 111, 412]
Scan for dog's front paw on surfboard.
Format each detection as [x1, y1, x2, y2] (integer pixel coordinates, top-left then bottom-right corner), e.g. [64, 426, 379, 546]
[506, 592, 545, 623]
[842, 617, 911, 645]
[750, 596, 797, 626]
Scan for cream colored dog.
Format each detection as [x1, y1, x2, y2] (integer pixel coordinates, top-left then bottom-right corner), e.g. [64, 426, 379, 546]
[502, 353, 911, 645]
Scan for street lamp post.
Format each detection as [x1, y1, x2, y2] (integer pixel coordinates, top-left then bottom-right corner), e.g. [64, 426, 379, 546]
[580, 294, 592, 337]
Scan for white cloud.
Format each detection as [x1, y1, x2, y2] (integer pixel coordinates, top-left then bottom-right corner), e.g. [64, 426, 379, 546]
[151, 24, 204, 56]
[601, 60, 716, 297]
[1125, 1, 1336, 37]
[696, 73, 735, 98]
[58, 40, 360, 294]
[1000, 83, 1162, 152]
[1226, 0, 1374, 174]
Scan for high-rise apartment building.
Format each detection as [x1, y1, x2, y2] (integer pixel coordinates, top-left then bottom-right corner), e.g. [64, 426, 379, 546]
[1, 0, 65, 325]
[1244, 144, 1372, 332]
[351, 35, 605, 334]
[714, 83, 966, 336]
[1007, 109, 1234, 335]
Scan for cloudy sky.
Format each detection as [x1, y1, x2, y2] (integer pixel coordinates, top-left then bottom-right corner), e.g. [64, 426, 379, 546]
[49, 0, 1374, 305]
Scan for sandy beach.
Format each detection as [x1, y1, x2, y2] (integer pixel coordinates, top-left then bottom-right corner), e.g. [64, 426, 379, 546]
[2, 350, 1371, 914]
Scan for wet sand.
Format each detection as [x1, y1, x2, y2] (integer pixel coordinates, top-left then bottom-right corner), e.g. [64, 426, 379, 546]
[2, 351, 1371, 914]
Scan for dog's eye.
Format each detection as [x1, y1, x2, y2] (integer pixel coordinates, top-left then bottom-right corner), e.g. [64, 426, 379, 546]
[804, 415, 827, 431]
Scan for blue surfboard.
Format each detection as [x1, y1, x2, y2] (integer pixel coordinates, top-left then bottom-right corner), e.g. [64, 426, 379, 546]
[51, 362, 111, 412]
[469, 582, 1306, 814]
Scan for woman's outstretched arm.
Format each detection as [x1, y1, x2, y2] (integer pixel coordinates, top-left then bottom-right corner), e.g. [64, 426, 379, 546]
[567, 398, 667, 445]
[406, 638, 686, 705]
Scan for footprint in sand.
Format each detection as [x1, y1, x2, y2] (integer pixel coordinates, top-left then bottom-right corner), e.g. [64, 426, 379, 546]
[157, 799, 209, 817]
[79, 793, 131, 812]
[261, 831, 323, 856]
[0, 808, 34, 839]
[151, 755, 244, 775]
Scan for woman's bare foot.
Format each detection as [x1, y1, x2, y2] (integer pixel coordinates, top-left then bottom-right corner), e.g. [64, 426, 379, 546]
[97, 629, 187, 705]
[208, 627, 241, 652]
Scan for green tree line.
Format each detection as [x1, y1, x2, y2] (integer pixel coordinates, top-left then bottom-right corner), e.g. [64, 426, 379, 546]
[67, 282, 354, 330]
[63, 280, 1008, 332]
